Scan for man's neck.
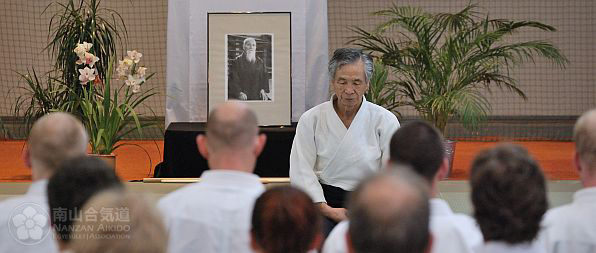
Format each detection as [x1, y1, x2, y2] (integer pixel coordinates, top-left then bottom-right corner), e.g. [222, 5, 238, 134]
[31, 167, 51, 182]
[207, 153, 256, 173]
[333, 98, 362, 128]
[582, 177, 596, 188]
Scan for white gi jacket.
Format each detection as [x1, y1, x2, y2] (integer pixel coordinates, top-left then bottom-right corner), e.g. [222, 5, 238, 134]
[540, 187, 596, 253]
[290, 96, 399, 203]
[321, 198, 483, 253]
[158, 170, 264, 253]
[0, 180, 58, 253]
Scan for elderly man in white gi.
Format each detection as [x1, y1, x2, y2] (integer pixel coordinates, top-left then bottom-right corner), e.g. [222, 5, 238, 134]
[290, 48, 399, 229]
[540, 108, 596, 253]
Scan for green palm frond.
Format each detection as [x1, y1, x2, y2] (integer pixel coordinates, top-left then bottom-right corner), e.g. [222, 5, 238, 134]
[350, 3, 567, 134]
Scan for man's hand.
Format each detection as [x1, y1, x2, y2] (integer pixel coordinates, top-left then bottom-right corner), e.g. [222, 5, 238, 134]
[259, 89, 271, 100]
[238, 92, 248, 100]
[317, 202, 347, 222]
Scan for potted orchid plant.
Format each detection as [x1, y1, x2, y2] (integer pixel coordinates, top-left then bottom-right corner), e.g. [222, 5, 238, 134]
[75, 42, 155, 159]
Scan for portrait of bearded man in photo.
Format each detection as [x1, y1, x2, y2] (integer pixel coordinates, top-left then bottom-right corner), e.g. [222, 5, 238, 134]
[227, 35, 272, 101]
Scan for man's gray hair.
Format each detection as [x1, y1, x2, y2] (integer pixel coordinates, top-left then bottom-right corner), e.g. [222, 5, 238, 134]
[574, 108, 596, 171]
[328, 48, 374, 83]
[27, 112, 88, 173]
[348, 167, 430, 253]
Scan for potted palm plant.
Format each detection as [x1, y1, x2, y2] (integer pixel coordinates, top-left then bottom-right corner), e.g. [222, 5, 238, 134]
[352, 3, 567, 135]
[352, 4, 567, 175]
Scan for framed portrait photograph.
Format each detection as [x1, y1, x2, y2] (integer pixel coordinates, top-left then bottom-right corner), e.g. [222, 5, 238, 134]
[208, 12, 291, 126]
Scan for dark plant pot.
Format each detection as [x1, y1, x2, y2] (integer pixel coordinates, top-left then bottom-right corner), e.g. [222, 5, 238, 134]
[88, 153, 116, 170]
[444, 140, 456, 179]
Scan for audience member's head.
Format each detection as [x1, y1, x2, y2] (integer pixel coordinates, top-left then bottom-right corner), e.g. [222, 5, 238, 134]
[69, 190, 168, 253]
[573, 108, 596, 186]
[347, 167, 431, 253]
[26, 112, 88, 180]
[250, 186, 322, 253]
[47, 156, 123, 249]
[470, 144, 548, 244]
[389, 120, 448, 187]
[196, 102, 266, 172]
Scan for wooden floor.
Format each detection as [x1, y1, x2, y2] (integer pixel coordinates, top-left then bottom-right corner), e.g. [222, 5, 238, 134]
[0, 140, 578, 182]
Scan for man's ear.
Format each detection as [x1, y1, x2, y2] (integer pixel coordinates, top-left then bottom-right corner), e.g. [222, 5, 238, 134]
[309, 232, 324, 251]
[23, 146, 31, 169]
[437, 157, 449, 180]
[346, 231, 355, 253]
[196, 134, 209, 159]
[424, 233, 434, 253]
[254, 134, 267, 156]
[249, 229, 260, 252]
[574, 151, 583, 174]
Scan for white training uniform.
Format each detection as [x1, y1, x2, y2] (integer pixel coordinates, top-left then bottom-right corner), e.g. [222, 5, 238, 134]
[290, 96, 399, 203]
[322, 198, 483, 253]
[540, 187, 596, 253]
[158, 170, 264, 253]
[0, 180, 58, 253]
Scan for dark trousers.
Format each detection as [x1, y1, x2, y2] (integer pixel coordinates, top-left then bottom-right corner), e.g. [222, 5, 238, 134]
[321, 184, 350, 236]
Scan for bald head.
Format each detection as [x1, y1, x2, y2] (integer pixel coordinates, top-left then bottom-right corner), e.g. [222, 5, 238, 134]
[206, 102, 259, 152]
[574, 108, 596, 172]
[27, 112, 88, 176]
[348, 167, 430, 253]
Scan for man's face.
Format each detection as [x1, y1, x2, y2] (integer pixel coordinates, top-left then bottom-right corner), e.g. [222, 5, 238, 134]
[244, 39, 256, 54]
[332, 60, 369, 110]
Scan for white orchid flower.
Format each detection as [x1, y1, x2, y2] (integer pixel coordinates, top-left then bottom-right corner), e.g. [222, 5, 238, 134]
[116, 60, 132, 79]
[79, 67, 96, 85]
[131, 84, 141, 94]
[126, 50, 143, 63]
[74, 42, 93, 57]
[137, 67, 147, 78]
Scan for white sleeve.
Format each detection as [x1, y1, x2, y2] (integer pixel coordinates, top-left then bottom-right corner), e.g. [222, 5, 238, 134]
[380, 113, 400, 165]
[290, 115, 326, 203]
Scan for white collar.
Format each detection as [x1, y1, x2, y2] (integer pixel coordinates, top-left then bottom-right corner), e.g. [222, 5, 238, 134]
[27, 179, 48, 197]
[430, 198, 454, 217]
[199, 170, 263, 190]
[573, 186, 596, 203]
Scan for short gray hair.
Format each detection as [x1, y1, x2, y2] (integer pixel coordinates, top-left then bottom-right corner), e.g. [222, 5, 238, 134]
[207, 102, 259, 151]
[574, 108, 596, 170]
[348, 167, 430, 253]
[328, 48, 374, 83]
[28, 112, 88, 173]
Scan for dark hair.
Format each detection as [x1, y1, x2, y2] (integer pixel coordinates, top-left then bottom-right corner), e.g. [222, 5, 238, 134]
[348, 168, 430, 253]
[389, 120, 445, 182]
[251, 186, 322, 253]
[328, 48, 373, 83]
[470, 144, 548, 244]
[47, 156, 124, 243]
